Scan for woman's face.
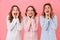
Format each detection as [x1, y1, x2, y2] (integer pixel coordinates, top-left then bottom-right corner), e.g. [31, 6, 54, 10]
[27, 7, 35, 17]
[44, 5, 51, 15]
[12, 7, 19, 18]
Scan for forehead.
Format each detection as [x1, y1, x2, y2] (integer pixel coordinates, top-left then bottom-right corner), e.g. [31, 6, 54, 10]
[13, 7, 18, 9]
[28, 7, 33, 10]
[45, 5, 50, 8]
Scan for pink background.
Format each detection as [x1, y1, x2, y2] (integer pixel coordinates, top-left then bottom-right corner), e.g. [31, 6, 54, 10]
[0, 0, 60, 40]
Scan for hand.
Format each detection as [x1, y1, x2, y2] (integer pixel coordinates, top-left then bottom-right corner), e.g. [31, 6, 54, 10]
[14, 13, 19, 19]
[31, 14, 34, 19]
[46, 14, 50, 19]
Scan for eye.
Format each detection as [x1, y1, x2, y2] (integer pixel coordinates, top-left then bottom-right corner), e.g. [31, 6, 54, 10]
[31, 10, 34, 11]
[48, 7, 50, 9]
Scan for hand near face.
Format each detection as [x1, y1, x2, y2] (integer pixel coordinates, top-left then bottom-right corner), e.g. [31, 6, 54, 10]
[46, 14, 50, 19]
[44, 5, 51, 19]
[12, 7, 19, 19]
[15, 13, 19, 18]
[26, 7, 35, 19]
[12, 12, 19, 19]
[31, 14, 34, 19]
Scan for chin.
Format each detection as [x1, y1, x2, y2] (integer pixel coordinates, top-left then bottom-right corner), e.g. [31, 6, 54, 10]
[29, 15, 32, 16]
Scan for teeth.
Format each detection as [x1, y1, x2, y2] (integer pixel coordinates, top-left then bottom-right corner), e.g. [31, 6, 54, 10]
[14, 13, 17, 15]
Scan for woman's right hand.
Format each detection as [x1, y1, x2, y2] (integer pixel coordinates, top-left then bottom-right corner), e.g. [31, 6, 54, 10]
[46, 14, 50, 19]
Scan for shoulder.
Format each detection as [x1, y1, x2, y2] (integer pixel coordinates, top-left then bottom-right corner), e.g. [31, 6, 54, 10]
[34, 16, 39, 21]
[35, 16, 39, 19]
[54, 15, 57, 18]
[6, 15, 10, 22]
[40, 16, 44, 18]
[23, 16, 27, 19]
[40, 16, 45, 20]
[6, 15, 9, 20]
[23, 16, 27, 20]
[53, 15, 57, 19]
[23, 16, 27, 21]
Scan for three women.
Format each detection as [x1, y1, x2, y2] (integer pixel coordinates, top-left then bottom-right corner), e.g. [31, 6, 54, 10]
[6, 3, 57, 40]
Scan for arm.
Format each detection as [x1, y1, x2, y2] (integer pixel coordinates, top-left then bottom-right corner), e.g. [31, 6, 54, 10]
[6, 16, 18, 31]
[40, 16, 49, 30]
[50, 16, 57, 30]
[23, 17, 31, 31]
[32, 16, 39, 32]
[17, 18, 23, 31]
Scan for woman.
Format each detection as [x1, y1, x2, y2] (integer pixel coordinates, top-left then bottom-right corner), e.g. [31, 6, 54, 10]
[6, 5, 23, 40]
[23, 6, 38, 40]
[40, 3, 57, 40]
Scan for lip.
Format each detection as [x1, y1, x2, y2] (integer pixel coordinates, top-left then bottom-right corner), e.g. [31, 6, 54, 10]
[46, 11, 49, 13]
[14, 13, 17, 15]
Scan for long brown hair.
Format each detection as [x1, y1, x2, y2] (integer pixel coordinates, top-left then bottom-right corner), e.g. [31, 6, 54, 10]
[42, 3, 54, 19]
[25, 6, 37, 17]
[8, 5, 22, 23]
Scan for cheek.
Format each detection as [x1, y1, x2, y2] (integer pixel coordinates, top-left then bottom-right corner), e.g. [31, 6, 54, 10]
[12, 13, 14, 17]
[27, 11, 30, 15]
[44, 9, 46, 13]
[32, 11, 35, 14]
[17, 13, 19, 16]
[12, 11, 15, 14]
[27, 11, 30, 13]
[12, 11, 16, 16]
[49, 9, 51, 12]
[16, 11, 19, 15]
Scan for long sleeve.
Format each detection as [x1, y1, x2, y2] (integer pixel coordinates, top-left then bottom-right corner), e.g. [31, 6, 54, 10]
[49, 16, 57, 30]
[32, 16, 38, 32]
[23, 17, 31, 31]
[6, 16, 18, 31]
[16, 18, 23, 31]
[40, 16, 50, 30]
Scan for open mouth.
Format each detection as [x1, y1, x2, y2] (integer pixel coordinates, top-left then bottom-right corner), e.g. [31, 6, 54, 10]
[14, 13, 17, 16]
[46, 11, 49, 13]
